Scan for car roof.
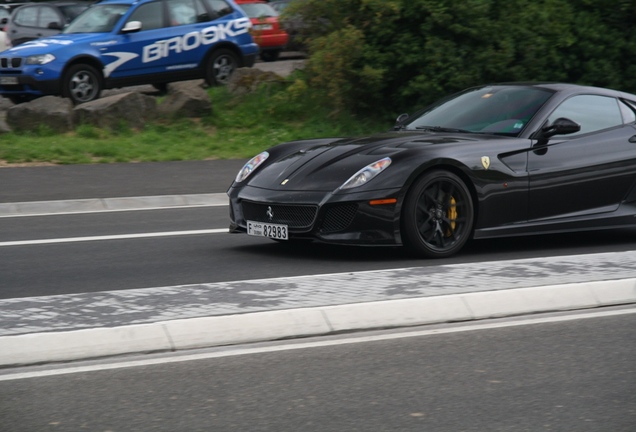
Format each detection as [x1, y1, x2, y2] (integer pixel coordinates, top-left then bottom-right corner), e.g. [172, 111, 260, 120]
[479, 82, 636, 99]
[89, 0, 141, 5]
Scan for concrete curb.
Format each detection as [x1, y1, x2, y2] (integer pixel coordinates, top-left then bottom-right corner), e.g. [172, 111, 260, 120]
[2, 278, 635, 367]
[0, 193, 227, 217]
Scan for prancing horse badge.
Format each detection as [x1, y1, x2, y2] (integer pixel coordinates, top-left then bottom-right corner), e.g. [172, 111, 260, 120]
[481, 156, 490, 170]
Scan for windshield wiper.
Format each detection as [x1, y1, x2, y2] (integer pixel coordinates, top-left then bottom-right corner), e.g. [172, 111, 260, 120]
[414, 126, 472, 133]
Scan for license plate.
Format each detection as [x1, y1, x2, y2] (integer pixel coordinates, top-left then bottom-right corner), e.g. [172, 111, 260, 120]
[253, 24, 273, 30]
[0, 77, 18, 85]
[247, 220, 288, 240]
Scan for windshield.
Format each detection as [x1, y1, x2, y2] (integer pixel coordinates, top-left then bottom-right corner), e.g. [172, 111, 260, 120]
[404, 86, 554, 136]
[63, 4, 130, 34]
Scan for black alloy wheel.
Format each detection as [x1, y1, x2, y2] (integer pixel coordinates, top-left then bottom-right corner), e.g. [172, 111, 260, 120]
[63, 64, 102, 104]
[205, 48, 239, 86]
[402, 170, 474, 258]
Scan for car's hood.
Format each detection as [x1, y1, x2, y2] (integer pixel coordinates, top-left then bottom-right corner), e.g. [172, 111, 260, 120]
[4, 34, 111, 55]
[247, 131, 507, 192]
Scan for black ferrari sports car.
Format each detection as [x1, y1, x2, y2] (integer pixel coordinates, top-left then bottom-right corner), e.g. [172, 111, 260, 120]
[227, 83, 636, 258]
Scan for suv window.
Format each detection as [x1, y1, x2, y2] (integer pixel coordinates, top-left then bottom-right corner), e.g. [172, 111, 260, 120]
[547, 95, 623, 136]
[204, 0, 233, 18]
[126, 1, 164, 31]
[167, 0, 208, 26]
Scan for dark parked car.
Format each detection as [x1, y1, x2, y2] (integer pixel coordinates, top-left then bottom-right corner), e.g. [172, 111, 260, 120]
[228, 83, 636, 258]
[4, 1, 89, 46]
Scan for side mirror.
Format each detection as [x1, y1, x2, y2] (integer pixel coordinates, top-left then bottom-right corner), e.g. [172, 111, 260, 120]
[540, 117, 581, 139]
[121, 20, 142, 33]
[395, 113, 409, 124]
[394, 113, 409, 130]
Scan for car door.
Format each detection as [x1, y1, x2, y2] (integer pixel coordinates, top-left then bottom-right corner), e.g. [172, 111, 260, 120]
[100, 0, 172, 79]
[527, 94, 636, 221]
[105, 0, 244, 79]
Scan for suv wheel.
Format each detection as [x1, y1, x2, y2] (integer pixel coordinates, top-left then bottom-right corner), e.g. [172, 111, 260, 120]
[63, 64, 102, 104]
[205, 49, 238, 86]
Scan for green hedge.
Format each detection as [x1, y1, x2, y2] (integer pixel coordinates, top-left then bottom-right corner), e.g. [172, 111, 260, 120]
[287, 0, 636, 116]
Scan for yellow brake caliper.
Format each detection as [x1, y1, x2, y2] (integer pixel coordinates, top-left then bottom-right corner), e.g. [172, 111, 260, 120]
[446, 196, 457, 237]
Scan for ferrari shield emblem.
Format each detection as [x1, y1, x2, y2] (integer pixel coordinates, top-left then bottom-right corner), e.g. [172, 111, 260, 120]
[481, 156, 490, 170]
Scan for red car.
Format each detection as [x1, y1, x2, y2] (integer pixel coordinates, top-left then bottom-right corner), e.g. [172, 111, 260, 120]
[236, 0, 288, 62]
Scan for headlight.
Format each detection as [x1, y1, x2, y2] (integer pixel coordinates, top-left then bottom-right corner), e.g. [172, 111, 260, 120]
[26, 54, 56, 65]
[235, 151, 269, 183]
[339, 157, 392, 190]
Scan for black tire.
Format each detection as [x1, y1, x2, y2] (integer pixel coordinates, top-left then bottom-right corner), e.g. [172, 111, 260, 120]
[204, 49, 239, 86]
[401, 170, 474, 258]
[62, 64, 102, 104]
[260, 50, 281, 62]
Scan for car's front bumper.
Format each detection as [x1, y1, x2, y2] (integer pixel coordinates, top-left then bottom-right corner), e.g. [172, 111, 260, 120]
[227, 185, 404, 245]
[0, 74, 61, 97]
[0, 60, 63, 97]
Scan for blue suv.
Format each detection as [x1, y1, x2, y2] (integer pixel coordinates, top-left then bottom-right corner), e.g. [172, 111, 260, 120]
[0, 0, 258, 104]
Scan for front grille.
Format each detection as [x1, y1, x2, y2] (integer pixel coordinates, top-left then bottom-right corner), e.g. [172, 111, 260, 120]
[320, 203, 358, 233]
[0, 57, 23, 68]
[241, 201, 317, 229]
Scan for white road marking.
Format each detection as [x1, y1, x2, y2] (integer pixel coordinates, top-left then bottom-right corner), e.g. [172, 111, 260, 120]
[2, 307, 634, 381]
[0, 229, 228, 247]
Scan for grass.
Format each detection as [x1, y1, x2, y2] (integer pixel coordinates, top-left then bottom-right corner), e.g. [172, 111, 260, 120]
[0, 79, 389, 165]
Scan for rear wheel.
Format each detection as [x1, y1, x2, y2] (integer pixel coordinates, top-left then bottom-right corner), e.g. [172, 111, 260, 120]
[62, 64, 102, 104]
[204, 49, 239, 86]
[401, 170, 474, 258]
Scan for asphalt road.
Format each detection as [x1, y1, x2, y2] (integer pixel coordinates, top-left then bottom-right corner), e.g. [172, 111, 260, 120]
[1, 134, 635, 431]
[2, 310, 635, 432]
[2, 160, 636, 300]
[1, 54, 634, 431]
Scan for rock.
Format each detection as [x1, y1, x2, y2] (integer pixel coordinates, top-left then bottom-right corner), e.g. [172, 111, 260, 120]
[157, 80, 211, 118]
[6, 96, 74, 133]
[72, 92, 157, 130]
[0, 66, 294, 133]
[227, 67, 284, 95]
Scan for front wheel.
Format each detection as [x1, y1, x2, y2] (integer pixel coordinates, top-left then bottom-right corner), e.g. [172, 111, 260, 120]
[401, 170, 474, 258]
[62, 64, 102, 104]
[204, 49, 239, 86]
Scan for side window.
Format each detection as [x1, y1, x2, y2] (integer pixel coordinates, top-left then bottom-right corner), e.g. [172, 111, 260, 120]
[547, 95, 623, 136]
[126, 1, 165, 31]
[14, 7, 38, 27]
[167, 0, 205, 25]
[39, 7, 60, 28]
[203, 0, 233, 19]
